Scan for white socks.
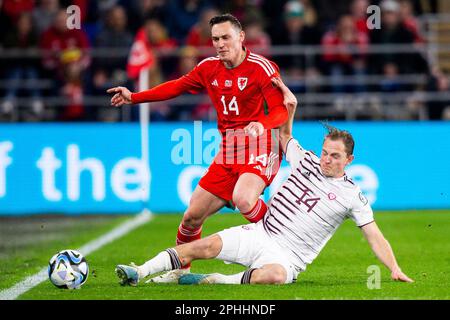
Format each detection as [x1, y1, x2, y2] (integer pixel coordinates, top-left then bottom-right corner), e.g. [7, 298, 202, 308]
[208, 272, 246, 284]
[136, 248, 257, 285]
[208, 268, 257, 284]
[137, 250, 173, 279]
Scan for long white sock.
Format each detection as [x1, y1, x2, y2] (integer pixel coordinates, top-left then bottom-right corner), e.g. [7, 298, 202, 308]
[209, 268, 257, 284]
[137, 250, 174, 279]
[209, 272, 245, 284]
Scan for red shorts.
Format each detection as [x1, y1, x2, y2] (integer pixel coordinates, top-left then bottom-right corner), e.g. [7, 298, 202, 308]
[198, 151, 281, 204]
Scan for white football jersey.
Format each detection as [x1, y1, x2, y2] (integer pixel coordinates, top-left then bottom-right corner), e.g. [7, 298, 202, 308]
[261, 138, 374, 272]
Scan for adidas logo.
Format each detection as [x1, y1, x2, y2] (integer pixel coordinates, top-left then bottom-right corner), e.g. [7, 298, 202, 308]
[211, 79, 218, 87]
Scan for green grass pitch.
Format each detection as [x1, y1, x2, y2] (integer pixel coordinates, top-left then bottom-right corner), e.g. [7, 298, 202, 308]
[1, 210, 449, 300]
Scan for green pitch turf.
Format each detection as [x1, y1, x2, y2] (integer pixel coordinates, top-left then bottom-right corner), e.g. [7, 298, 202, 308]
[0, 215, 130, 291]
[2, 210, 449, 300]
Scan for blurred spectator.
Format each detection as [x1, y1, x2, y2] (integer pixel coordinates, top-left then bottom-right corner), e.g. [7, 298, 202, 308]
[185, 7, 218, 51]
[271, 1, 322, 74]
[222, 0, 265, 27]
[127, 0, 167, 33]
[222, 0, 247, 23]
[168, 46, 199, 79]
[379, 62, 402, 92]
[126, 22, 157, 81]
[127, 15, 174, 120]
[321, 14, 368, 93]
[368, 0, 427, 75]
[60, 61, 84, 120]
[411, 0, 437, 14]
[298, 0, 317, 27]
[243, 19, 271, 56]
[92, 5, 133, 121]
[1, 0, 35, 29]
[165, 0, 206, 43]
[399, 0, 424, 43]
[84, 0, 124, 22]
[260, 0, 287, 42]
[312, 0, 353, 27]
[0, 0, 439, 122]
[167, 46, 208, 121]
[32, 0, 60, 36]
[95, 6, 133, 73]
[350, 0, 369, 35]
[1, 12, 43, 119]
[39, 9, 91, 119]
[426, 70, 450, 120]
[143, 16, 178, 50]
[40, 9, 91, 81]
[142, 16, 178, 76]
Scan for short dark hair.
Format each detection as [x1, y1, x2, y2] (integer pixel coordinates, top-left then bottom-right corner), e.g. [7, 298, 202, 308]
[209, 13, 242, 31]
[322, 122, 355, 155]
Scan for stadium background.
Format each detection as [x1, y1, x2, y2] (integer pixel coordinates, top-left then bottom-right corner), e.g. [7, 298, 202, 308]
[0, 0, 449, 301]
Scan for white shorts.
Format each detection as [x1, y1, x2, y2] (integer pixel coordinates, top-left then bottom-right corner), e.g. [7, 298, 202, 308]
[216, 222, 299, 284]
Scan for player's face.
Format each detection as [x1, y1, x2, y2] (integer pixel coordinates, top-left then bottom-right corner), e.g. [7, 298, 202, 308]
[211, 22, 245, 67]
[320, 138, 354, 178]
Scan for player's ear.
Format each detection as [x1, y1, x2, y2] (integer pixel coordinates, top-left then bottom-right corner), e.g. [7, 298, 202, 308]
[239, 30, 245, 42]
[346, 154, 354, 166]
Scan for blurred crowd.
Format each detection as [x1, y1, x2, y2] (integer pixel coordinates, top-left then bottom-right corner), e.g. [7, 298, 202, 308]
[0, 0, 449, 122]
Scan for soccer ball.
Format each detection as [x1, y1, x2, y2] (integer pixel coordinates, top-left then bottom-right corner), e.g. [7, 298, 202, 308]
[48, 249, 89, 289]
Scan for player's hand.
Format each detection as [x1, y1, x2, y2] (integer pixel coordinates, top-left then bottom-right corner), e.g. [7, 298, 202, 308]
[271, 77, 297, 112]
[391, 269, 414, 282]
[107, 86, 132, 107]
[244, 122, 264, 137]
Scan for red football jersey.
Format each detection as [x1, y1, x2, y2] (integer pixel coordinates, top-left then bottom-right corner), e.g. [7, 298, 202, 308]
[131, 49, 287, 164]
[180, 49, 286, 163]
[181, 49, 285, 132]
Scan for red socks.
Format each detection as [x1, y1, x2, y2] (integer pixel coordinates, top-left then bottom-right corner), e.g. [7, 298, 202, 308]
[242, 199, 268, 223]
[176, 223, 202, 269]
[175, 199, 267, 270]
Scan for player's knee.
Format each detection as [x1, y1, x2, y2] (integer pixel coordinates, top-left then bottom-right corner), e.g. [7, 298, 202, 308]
[269, 269, 287, 284]
[201, 239, 218, 257]
[190, 235, 221, 259]
[233, 195, 254, 213]
[252, 267, 286, 284]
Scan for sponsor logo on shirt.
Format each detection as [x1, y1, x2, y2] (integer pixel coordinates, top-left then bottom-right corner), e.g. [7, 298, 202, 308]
[211, 79, 218, 87]
[225, 80, 232, 87]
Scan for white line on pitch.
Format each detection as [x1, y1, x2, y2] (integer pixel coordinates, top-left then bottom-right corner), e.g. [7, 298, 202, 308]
[0, 209, 153, 300]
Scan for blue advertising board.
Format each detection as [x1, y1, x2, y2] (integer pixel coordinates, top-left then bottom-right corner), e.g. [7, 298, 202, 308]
[0, 122, 448, 215]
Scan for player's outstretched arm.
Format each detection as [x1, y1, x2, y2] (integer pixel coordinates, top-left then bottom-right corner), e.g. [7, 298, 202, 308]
[271, 77, 297, 153]
[361, 222, 414, 282]
[108, 77, 198, 107]
[107, 86, 132, 107]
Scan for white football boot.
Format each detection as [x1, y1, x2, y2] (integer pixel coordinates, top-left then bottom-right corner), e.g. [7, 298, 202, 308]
[115, 262, 140, 286]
